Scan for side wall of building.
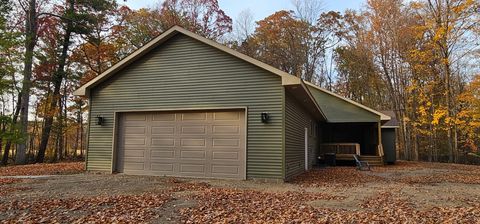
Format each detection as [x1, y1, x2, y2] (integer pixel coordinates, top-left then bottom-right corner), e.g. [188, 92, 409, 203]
[284, 92, 318, 180]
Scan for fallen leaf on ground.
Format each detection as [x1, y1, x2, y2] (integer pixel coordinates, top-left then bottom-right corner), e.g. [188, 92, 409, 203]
[0, 162, 84, 176]
[0, 178, 22, 185]
[292, 167, 386, 187]
[0, 192, 172, 223]
[180, 188, 343, 223]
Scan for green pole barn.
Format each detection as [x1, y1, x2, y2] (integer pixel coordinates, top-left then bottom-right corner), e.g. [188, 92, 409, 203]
[74, 26, 392, 181]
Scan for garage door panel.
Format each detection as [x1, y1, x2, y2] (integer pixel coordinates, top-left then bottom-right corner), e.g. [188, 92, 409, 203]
[181, 112, 207, 121]
[212, 151, 239, 160]
[124, 126, 146, 135]
[151, 150, 174, 159]
[151, 138, 175, 146]
[117, 110, 245, 179]
[180, 164, 205, 173]
[181, 126, 206, 134]
[150, 146, 175, 151]
[125, 114, 148, 121]
[123, 160, 147, 168]
[123, 149, 146, 158]
[180, 150, 206, 159]
[181, 139, 206, 147]
[123, 152, 146, 159]
[152, 113, 176, 121]
[151, 126, 175, 134]
[211, 165, 239, 175]
[213, 125, 240, 134]
[151, 163, 174, 172]
[124, 162, 145, 171]
[124, 137, 147, 146]
[214, 111, 240, 121]
[150, 157, 181, 162]
[213, 138, 240, 147]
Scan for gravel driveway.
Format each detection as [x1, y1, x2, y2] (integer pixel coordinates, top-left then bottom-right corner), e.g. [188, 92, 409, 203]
[1, 161, 480, 223]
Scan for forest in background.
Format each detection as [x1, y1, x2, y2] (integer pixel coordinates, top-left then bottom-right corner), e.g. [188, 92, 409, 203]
[0, 0, 478, 165]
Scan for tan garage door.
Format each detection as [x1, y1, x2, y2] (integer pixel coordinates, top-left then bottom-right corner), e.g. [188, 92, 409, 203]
[116, 110, 246, 179]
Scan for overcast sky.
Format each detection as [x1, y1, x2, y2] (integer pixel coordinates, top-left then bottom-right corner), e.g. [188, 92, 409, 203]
[122, 0, 364, 22]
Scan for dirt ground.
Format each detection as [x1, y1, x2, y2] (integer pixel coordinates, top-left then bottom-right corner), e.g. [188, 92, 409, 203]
[1, 161, 480, 223]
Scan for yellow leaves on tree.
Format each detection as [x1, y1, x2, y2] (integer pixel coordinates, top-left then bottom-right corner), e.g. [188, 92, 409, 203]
[456, 75, 480, 152]
[432, 108, 448, 126]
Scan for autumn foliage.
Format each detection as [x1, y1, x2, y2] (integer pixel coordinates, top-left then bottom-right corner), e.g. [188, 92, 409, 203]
[0, 0, 478, 166]
[1, 0, 479, 222]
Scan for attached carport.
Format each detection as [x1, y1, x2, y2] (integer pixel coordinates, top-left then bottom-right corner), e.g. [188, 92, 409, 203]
[305, 83, 390, 164]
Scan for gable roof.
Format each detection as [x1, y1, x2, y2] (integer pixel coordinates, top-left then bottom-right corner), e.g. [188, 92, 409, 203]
[73, 25, 389, 122]
[305, 82, 391, 121]
[380, 111, 399, 127]
[73, 26, 299, 96]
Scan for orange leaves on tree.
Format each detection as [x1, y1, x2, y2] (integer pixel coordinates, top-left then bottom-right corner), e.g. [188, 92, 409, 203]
[248, 10, 312, 78]
[160, 0, 232, 40]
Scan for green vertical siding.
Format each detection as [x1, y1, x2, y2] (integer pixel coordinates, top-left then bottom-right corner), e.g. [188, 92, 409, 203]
[307, 86, 380, 122]
[284, 92, 318, 180]
[382, 128, 397, 163]
[88, 34, 284, 179]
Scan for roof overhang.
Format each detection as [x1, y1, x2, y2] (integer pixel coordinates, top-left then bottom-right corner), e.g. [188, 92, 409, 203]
[284, 80, 327, 121]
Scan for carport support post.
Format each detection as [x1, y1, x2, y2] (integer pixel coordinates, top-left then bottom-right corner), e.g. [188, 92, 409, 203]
[377, 122, 384, 157]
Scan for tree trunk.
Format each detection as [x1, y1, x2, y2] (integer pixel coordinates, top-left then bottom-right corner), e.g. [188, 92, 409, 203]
[433, 129, 438, 162]
[0, 119, 6, 165]
[52, 128, 59, 162]
[29, 104, 40, 160]
[36, 0, 74, 163]
[446, 73, 454, 163]
[2, 94, 22, 165]
[16, 0, 37, 165]
[74, 108, 80, 157]
[54, 94, 63, 162]
[62, 88, 67, 159]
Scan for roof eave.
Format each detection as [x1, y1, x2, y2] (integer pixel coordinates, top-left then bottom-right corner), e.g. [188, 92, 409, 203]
[73, 87, 86, 96]
[300, 80, 327, 121]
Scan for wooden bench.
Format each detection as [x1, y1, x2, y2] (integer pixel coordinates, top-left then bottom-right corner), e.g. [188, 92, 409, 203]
[353, 155, 371, 171]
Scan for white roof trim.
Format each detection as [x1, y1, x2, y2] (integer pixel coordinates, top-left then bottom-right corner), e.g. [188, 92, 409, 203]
[74, 26, 300, 96]
[382, 125, 399, 128]
[305, 82, 391, 121]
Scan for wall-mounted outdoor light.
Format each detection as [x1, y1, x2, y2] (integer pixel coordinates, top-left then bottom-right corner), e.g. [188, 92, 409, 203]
[261, 112, 270, 123]
[96, 116, 105, 126]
